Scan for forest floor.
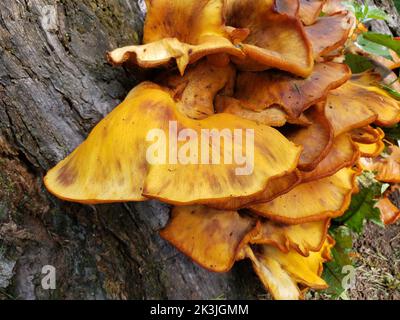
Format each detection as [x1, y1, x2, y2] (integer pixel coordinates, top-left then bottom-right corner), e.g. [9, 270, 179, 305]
[349, 221, 400, 299]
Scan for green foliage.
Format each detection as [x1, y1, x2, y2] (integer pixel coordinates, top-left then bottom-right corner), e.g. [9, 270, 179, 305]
[357, 33, 392, 59]
[395, 0, 400, 14]
[363, 32, 400, 55]
[343, 1, 388, 22]
[323, 173, 387, 298]
[322, 0, 398, 300]
[383, 124, 400, 141]
[344, 53, 373, 73]
[322, 226, 354, 299]
[335, 174, 384, 234]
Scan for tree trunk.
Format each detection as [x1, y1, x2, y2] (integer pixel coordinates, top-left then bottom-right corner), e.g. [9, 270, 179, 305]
[0, 0, 262, 300]
[0, 0, 399, 300]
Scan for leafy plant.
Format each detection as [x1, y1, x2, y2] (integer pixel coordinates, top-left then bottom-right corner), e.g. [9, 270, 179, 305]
[394, 0, 400, 14]
[363, 32, 400, 55]
[323, 174, 386, 298]
[345, 53, 373, 73]
[343, 1, 388, 22]
[334, 173, 385, 234]
[357, 33, 393, 59]
[383, 124, 400, 141]
[323, 226, 354, 299]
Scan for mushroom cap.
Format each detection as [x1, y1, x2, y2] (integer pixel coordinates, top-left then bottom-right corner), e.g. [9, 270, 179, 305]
[287, 104, 334, 171]
[45, 82, 302, 208]
[326, 75, 400, 136]
[107, 0, 245, 74]
[360, 146, 400, 183]
[250, 218, 331, 257]
[376, 185, 400, 225]
[299, 0, 327, 26]
[245, 236, 334, 300]
[305, 12, 354, 58]
[249, 167, 361, 224]
[234, 62, 351, 118]
[301, 133, 360, 183]
[160, 206, 257, 272]
[226, 0, 314, 77]
[157, 60, 236, 119]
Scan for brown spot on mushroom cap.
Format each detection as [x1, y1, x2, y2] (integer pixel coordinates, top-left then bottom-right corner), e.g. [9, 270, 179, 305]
[56, 159, 77, 187]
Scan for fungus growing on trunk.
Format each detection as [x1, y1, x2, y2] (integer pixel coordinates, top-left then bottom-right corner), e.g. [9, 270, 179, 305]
[44, 0, 400, 300]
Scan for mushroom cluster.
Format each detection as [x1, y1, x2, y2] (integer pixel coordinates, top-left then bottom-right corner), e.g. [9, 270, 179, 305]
[44, 0, 400, 299]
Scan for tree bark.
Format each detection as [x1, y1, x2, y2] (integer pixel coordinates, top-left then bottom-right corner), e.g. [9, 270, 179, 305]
[0, 0, 399, 300]
[0, 0, 262, 300]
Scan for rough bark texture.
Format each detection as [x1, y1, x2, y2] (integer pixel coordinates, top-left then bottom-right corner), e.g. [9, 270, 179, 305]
[0, 0, 398, 300]
[0, 0, 262, 300]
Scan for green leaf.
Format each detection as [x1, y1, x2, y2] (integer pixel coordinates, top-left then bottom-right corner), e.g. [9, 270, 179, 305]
[363, 32, 400, 55]
[383, 124, 400, 141]
[344, 54, 373, 73]
[366, 8, 389, 21]
[322, 226, 354, 299]
[343, 2, 387, 22]
[357, 34, 392, 59]
[335, 173, 384, 234]
[395, 0, 400, 14]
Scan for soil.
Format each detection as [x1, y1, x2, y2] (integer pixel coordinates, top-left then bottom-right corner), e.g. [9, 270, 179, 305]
[349, 221, 400, 300]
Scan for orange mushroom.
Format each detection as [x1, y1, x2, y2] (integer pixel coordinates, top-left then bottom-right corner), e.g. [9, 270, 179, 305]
[226, 0, 314, 77]
[215, 96, 289, 127]
[305, 12, 354, 58]
[160, 206, 257, 272]
[250, 218, 330, 257]
[286, 104, 334, 171]
[249, 167, 361, 224]
[299, 0, 327, 26]
[234, 62, 350, 118]
[45, 82, 302, 208]
[360, 146, 400, 183]
[107, 0, 245, 74]
[376, 185, 400, 225]
[44, 0, 400, 300]
[156, 60, 236, 119]
[244, 236, 334, 300]
[325, 75, 400, 136]
[351, 126, 384, 144]
[301, 133, 360, 182]
[322, 0, 347, 15]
